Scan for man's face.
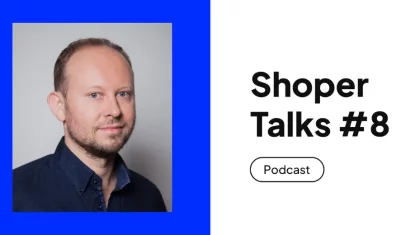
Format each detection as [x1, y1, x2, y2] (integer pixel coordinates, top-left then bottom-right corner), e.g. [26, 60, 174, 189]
[63, 46, 136, 157]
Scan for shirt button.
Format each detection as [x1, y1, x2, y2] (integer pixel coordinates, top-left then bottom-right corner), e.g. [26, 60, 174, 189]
[78, 188, 84, 193]
[93, 179, 98, 184]
[97, 205, 102, 210]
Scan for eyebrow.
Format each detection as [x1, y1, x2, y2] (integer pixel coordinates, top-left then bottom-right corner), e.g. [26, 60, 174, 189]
[117, 86, 134, 90]
[86, 86, 103, 90]
[86, 86, 133, 90]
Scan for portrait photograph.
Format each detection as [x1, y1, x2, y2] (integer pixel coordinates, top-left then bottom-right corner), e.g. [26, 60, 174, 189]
[12, 23, 172, 212]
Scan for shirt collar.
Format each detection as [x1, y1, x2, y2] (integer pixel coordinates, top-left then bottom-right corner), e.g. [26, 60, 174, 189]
[55, 136, 131, 194]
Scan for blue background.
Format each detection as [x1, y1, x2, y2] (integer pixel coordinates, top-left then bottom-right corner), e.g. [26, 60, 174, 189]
[1, 1, 210, 234]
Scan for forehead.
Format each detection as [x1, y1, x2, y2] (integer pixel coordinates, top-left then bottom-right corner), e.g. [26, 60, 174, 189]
[65, 45, 133, 90]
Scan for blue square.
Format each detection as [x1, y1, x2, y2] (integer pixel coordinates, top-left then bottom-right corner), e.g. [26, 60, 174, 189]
[4, 1, 210, 234]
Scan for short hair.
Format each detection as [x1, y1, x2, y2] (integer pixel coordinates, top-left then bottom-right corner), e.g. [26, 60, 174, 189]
[53, 38, 133, 97]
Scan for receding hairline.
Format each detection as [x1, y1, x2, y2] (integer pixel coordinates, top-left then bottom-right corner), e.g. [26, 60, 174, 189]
[64, 44, 134, 76]
[69, 44, 132, 64]
[54, 38, 134, 97]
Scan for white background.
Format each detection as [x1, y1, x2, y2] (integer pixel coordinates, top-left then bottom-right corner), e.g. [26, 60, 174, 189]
[211, 1, 420, 234]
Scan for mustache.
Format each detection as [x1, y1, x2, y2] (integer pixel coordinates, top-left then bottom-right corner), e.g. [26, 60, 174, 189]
[97, 121, 125, 129]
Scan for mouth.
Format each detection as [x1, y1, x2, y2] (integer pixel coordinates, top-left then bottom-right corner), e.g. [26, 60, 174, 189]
[99, 125, 124, 134]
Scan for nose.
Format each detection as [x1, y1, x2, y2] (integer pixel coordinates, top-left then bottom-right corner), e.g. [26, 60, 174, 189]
[105, 96, 122, 118]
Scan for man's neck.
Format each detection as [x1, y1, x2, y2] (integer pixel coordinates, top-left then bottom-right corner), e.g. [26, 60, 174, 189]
[64, 135, 116, 187]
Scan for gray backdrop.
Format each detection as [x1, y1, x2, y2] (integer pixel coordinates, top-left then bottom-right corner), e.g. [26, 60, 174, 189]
[12, 23, 172, 211]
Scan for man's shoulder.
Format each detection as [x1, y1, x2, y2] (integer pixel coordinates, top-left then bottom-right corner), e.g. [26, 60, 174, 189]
[126, 169, 167, 212]
[13, 154, 56, 183]
[127, 169, 161, 192]
[13, 154, 59, 211]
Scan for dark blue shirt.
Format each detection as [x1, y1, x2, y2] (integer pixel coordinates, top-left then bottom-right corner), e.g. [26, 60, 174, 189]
[13, 137, 167, 212]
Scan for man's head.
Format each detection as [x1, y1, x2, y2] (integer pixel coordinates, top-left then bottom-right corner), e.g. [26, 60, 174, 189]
[48, 38, 136, 158]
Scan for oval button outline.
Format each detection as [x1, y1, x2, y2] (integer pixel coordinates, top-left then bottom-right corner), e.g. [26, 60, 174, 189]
[250, 157, 325, 183]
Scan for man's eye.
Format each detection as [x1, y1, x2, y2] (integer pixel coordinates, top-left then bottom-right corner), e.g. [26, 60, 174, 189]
[118, 91, 130, 97]
[90, 93, 100, 99]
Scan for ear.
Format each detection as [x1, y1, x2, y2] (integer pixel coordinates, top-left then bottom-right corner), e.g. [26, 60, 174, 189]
[47, 91, 66, 122]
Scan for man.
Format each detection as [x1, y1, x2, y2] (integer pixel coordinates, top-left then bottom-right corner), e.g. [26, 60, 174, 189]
[13, 38, 167, 212]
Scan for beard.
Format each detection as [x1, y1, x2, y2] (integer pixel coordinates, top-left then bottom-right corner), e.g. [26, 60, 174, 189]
[65, 108, 136, 159]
